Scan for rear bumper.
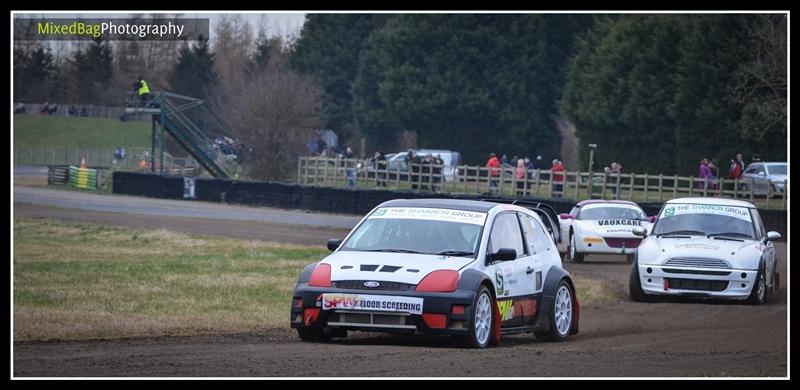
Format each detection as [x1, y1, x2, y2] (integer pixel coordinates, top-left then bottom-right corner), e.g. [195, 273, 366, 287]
[290, 284, 475, 335]
[637, 264, 757, 299]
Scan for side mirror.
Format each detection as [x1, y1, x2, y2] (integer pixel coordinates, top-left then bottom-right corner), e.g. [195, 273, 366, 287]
[327, 239, 342, 251]
[647, 216, 657, 223]
[559, 213, 574, 220]
[487, 248, 517, 262]
[632, 226, 648, 237]
[766, 231, 781, 242]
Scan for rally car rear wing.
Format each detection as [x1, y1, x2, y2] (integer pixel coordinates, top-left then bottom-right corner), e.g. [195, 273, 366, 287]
[481, 198, 563, 245]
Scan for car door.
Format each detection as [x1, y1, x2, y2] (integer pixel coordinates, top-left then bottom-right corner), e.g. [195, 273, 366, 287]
[486, 212, 530, 327]
[752, 210, 776, 287]
[754, 164, 769, 194]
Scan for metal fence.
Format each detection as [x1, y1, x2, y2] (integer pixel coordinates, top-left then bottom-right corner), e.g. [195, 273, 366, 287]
[297, 156, 788, 210]
[14, 146, 202, 172]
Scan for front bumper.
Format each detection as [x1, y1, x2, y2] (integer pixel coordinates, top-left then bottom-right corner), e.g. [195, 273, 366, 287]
[290, 284, 476, 336]
[637, 264, 757, 299]
[574, 237, 639, 255]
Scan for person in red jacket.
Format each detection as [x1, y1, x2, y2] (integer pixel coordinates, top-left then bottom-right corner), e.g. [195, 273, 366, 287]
[486, 153, 501, 192]
[551, 159, 565, 198]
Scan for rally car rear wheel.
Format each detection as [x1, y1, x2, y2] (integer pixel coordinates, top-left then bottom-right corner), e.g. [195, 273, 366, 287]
[534, 280, 573, 342]
[568, 233, 584, 263]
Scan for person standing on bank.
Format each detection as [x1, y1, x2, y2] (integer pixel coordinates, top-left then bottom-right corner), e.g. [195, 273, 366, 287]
[133, 76, 150, 106]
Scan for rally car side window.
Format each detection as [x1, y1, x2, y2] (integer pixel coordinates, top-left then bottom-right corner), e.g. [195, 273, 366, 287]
[488, 213, 527, 259]
[521, 214, 554, 254]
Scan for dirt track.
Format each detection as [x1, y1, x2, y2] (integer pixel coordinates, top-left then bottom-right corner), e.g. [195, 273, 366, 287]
[12, 197, 788, 377]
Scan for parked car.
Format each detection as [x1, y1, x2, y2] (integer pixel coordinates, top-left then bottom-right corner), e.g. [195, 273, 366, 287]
[557, 200, 654, 264]
[629, 197, 781, 304]
[290, 198, 580, 348]
[740, 162, 787, 196]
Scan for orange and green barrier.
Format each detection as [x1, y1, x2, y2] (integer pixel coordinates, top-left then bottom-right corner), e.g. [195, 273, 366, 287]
[69, 166, 97, 190]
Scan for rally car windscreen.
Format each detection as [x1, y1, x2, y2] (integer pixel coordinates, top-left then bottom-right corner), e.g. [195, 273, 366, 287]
[579, 206, 646, 221]
[652, 204, 755, 238]
[340, 207, 485, 257]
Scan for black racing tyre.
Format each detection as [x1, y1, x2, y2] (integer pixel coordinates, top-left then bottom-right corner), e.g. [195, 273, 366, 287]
[629, 261, 651, 302]
[625, 253, 635, 264]
[455, 285, 495, 348]
[568, 233, 585, 263]
[534, 279, 574, 342]
[746, 267, 767, 305]
[296, 327, 334, 342]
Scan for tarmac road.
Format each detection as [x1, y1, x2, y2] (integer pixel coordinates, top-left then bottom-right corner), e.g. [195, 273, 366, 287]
[12, 185, 789, 377]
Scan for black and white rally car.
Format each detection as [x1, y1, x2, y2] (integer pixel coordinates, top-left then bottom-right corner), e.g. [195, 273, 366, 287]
[290, 199, 580, 348]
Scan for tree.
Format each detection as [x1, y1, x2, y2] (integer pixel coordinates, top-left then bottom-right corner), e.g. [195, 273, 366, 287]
[351, 14, 591, 163]
[292, 14, 392, 139]
[13, 44, 57, 102]
[730, 14, 787, 161]
[168, 37, 219, 100]
[561, 16, 685, 174]
[226, 67, 322, 181]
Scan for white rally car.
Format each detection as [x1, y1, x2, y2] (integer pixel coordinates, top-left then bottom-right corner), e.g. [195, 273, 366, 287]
[557, 200, 654, 263]
[290, 199, 580, 348]
[629, 198, 781, 304]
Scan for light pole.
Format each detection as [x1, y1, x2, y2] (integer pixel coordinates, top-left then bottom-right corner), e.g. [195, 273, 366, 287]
[588, 144, 597, 198]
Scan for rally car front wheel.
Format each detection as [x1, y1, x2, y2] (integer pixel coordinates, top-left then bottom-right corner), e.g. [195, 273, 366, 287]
[456, 285, 495, 348]
[746, 268, 767, 305]
[296, 327, 333, 342]
[568, 233, 585, 263]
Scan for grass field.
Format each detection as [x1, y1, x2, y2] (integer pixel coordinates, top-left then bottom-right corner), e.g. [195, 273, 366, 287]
[13, 218, 329, 341]
[13, 114, 152, 148]
[13, 218, 620, 342]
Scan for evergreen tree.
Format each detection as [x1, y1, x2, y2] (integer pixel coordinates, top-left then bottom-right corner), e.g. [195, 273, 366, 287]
[168, 37, 220, 100]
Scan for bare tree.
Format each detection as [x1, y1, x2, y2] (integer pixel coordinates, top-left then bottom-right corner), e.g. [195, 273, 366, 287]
[227, 67, 322, 181]
[730, 14, 787, 143]
[556, 118, 579, 170]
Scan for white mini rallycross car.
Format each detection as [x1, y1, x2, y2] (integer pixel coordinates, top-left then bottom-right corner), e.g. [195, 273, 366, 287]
[629, 198, 781, 304]
[290, 199, 579, 348]
[557, 200, 655, 264]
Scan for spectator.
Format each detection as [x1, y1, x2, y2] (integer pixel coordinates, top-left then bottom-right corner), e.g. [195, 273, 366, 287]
[486, 153, 501, 192]
[374, 150, 388, 187]
[524, 157, 533, 170]
[699, 158, 712, 190]
[307, 138, 319, 155]
[515, 159, 527, 196]
[610, 162, 623, 199]
[344, 147, 355, 159]
[551, 159, 565, 198]
[728, 159, 740, 180]
[79, 107, 88, 117]
[501, 154, 509, 167]
[67, 105, 77, 117]
[533, 155, 543, 170]
[708, 159, 719, 190]
[735, 153, 746, 179]
[14, 103, 26, 114]
[40, 101, 57, 115]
